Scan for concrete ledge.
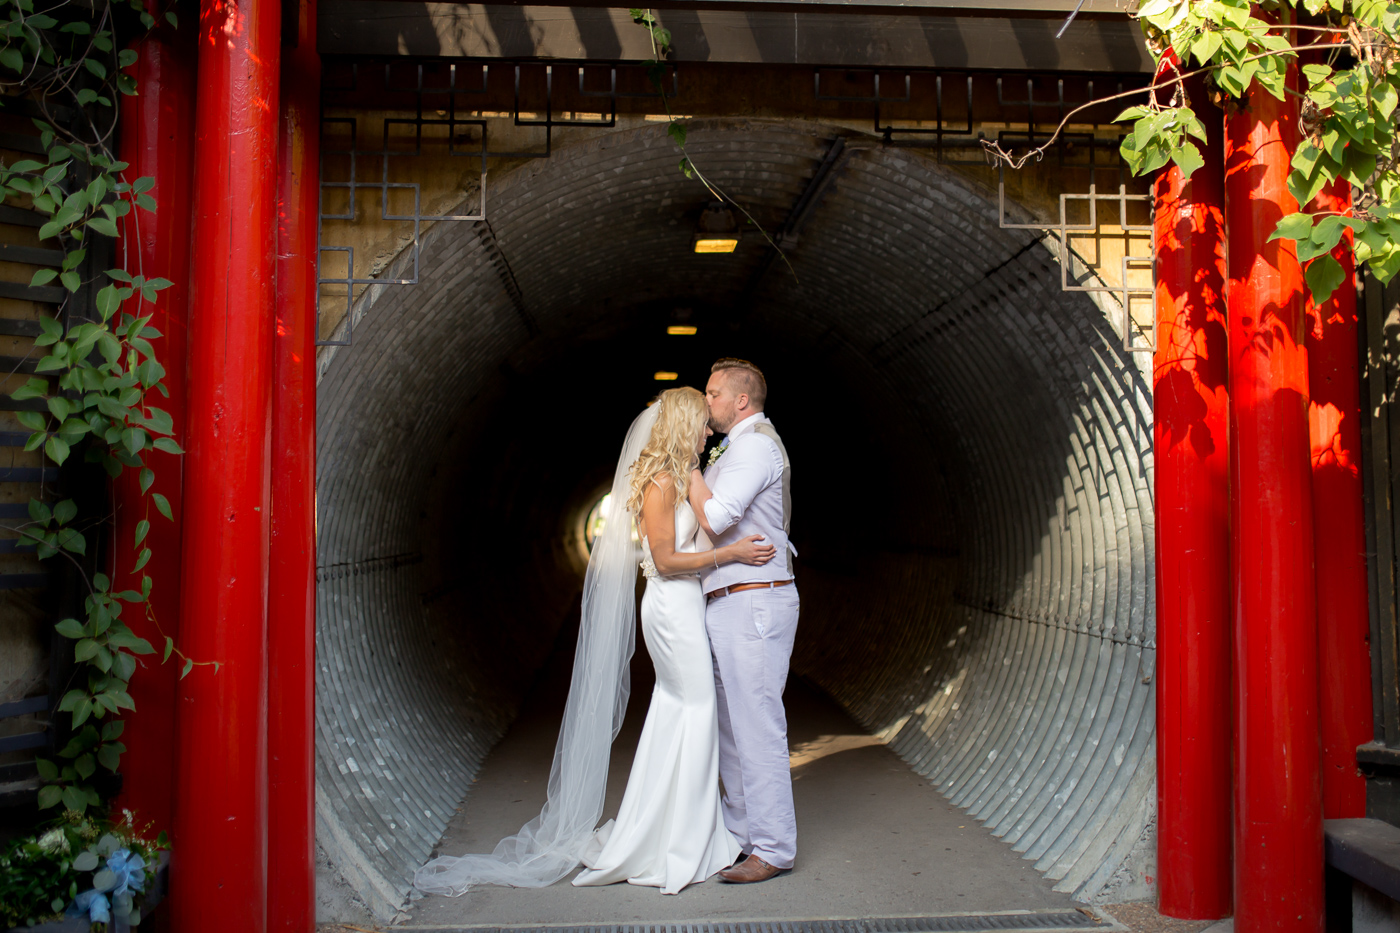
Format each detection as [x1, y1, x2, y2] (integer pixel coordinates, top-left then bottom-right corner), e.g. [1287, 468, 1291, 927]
[1324, 818, 1400, 902]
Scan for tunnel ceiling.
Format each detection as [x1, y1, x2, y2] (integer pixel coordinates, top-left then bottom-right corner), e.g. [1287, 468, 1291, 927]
[314, 118, 1155, 920]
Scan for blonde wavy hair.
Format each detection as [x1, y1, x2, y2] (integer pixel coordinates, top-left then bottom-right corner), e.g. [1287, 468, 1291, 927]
[626, 387, 708, 516]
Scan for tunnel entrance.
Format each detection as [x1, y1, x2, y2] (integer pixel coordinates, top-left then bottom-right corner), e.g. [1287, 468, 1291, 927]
[312, 80, 1156, 923]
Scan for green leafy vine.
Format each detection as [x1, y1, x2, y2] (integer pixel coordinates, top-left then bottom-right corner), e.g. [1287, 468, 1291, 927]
[984, 0, 1400, 304]
[629, 8, 797, 280]
[0, 0, 191, 817]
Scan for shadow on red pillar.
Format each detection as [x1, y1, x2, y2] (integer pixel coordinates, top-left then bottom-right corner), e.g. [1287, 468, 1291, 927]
[1153, 72, 1232, 921]
[170, 0, 281, 927]
[269, 0, 319, 927]
[1224, 39, 1324, 933]
[1305, 179, 1372, 818]
[111, 22, 196, 841]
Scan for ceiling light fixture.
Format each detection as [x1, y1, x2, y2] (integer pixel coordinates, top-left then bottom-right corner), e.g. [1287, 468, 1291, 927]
[654, 371, 679, 381]
[667, 325, 698, 335]
[693, 203, 739, 254]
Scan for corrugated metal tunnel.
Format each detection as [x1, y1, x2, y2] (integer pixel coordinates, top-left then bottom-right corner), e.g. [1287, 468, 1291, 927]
[312, 119, 1156, 918]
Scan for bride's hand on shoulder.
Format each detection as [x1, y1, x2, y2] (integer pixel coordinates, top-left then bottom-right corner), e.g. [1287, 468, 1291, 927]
[726, 534, 776, 566]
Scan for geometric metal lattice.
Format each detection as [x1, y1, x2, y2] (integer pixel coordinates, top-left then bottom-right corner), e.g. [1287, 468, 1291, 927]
[998, 170, 1156, 354]
[317, 61, 670, 346]
[818, 69, 1156, 352]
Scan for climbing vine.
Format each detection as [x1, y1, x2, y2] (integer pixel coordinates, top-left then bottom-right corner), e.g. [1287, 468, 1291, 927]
[629, 8, 795, 278]
[984, 0, 1400, 303]
[0, 0, 187, 822]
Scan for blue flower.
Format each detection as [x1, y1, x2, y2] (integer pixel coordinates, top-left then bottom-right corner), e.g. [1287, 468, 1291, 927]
[104, 848, 146, 897]
[65, 888, 110, 924]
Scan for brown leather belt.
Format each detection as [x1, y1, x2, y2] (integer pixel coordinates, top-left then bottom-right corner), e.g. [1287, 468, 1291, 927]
[706, 579, 794, 601]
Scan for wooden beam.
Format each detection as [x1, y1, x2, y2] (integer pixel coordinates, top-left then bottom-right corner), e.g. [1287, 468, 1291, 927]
[319, 2, 1153, 72]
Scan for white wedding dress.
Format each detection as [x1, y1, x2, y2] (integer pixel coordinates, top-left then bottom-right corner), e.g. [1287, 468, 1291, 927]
[573, 497, 742, 894]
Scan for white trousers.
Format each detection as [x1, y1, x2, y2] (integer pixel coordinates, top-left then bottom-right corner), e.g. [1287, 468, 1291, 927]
[705, 584, 800, 870]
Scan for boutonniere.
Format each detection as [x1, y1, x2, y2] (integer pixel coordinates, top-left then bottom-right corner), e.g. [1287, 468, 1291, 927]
[706, 444, 727, 468]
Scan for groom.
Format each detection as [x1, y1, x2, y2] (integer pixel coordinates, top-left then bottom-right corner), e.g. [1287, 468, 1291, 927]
[689, 357, 798, 884]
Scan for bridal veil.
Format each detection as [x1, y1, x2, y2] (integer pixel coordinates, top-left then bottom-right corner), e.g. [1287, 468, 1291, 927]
[413, 404, 659, 896]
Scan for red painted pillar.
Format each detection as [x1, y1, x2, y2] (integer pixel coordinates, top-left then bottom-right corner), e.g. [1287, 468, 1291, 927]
[1306, 179, 1372, 818]
[1153, 73, 1232, 920]
[111, 23, 196, 838]
[1224, 29, 1324, 932]
[269, 0, 319, 927]
[170, 0, 281, 926]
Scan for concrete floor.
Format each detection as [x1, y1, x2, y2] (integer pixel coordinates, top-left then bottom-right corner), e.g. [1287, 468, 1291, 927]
[398, 629, 1078, 928]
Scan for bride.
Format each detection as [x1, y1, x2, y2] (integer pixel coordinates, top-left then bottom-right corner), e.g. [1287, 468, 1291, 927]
[415, 387, 776, 898]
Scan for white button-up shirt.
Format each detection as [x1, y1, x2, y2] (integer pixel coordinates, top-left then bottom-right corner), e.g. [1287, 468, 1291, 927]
[698, 412, 792, 592]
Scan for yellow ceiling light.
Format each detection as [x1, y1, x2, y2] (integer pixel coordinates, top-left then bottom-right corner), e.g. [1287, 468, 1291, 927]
[654, 371, 679, 381]
[667, 325, 698, 335]
[693, 202, 739, 254]
[693, 238, 739, 254]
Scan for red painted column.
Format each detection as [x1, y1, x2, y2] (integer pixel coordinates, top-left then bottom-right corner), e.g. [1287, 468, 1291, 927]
[1224, 29, 1324, 932]
[170, 0, 281, 927]
[268, 0, 319, 927]
[111, 23, 196, 838]
[1305, 179, 1372, 818]
[1153, 73, 1232, 920]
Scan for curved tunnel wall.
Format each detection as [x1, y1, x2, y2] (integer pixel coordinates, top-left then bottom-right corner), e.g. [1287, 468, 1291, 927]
[313, 120, 1156, 918]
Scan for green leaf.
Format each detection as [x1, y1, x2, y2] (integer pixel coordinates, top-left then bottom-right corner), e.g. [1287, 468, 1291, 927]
[96, 283, 122, 318]
[139, 466, 154, 493]
[54, 498, 76, 524]
[44, 434, 69, 465]
[70, 695, 92, 727]
[56, 527, 85, 555]
[83, 58, 107, 80]
[29, 267, 57, 287]
[152, 492, 172, 520]
[37, 784, 62, 809]
[61, 784, 88, 813]
[0, 47, 23, 73]
[1171, 141, 1205, 181]
[72, 849, 100, 871]
[101, 719, 124, 740]
[181, 657, 194, 679]
[164, 635, 174, 662]
[87, 216, 119, 238]
[1306, 254, 1346, 304]
[1271, 212, 1315, 243]
[97, 742, 121, 772]
[74, 638, 99, 662]
[35, 756, 58, 780]
[135, 518, 150, 546]
[12, 376, 47, 401]
[74, 753, 95, 779]
[153, 437, 184, 456]
[122, 426, 147, 456]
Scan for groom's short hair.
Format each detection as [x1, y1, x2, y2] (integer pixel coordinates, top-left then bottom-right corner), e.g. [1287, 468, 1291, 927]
[712, 358, 767, 409]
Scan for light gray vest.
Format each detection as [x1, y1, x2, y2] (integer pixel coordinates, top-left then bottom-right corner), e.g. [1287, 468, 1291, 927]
[752, 423, 793, 569]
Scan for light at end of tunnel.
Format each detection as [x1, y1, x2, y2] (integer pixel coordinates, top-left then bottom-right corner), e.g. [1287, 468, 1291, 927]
[693, 238, 739, 254]
[654, 371, 679, 381]
[667, 325, 698, 335]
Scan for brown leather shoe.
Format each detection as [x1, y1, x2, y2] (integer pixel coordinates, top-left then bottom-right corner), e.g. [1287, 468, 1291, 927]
[719, 855, 787, 883]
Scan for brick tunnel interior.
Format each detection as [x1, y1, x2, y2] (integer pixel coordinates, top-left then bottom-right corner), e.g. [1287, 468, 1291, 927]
[311, 117, 1157, 921]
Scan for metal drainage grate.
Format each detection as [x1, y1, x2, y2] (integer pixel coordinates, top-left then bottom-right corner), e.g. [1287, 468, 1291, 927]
[403, 912, 1105, 933]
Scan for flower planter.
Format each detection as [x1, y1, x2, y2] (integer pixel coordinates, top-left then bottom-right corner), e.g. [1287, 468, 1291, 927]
[4, 851, 167, 933]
